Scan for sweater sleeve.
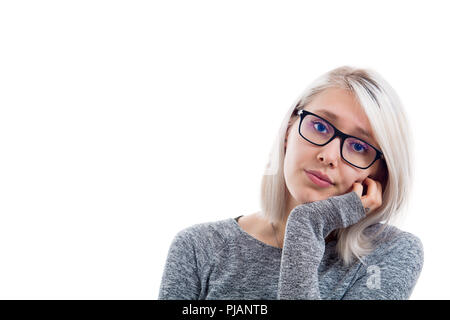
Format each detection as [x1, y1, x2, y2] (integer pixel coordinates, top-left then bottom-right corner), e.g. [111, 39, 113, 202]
[277, 191, 367, 300]
[158, 229, 201, 300]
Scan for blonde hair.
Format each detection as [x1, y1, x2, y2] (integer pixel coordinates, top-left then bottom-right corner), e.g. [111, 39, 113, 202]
[259, 66, 414, 267]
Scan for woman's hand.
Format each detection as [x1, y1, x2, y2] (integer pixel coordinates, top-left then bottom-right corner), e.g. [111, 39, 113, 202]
[351, 177, 383, 216]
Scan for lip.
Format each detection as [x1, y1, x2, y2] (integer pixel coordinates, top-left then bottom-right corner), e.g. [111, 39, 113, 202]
[305, 170, 334, 188]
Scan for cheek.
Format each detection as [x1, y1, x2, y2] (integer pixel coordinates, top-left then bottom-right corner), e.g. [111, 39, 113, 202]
[340, 170, 363, 189]
[284, 142, 308, 171]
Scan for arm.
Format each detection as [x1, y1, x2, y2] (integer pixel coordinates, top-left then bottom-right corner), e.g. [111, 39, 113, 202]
[158, 229, 201, 300]
[277, 191, 366, 300]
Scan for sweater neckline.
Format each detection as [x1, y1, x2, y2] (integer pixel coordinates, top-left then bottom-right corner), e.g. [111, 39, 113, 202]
[230, 216, 283, 252]
[230, 215, 338, 251]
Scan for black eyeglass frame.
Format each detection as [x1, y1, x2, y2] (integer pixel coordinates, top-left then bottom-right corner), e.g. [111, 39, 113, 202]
[296, 109, 384, 169]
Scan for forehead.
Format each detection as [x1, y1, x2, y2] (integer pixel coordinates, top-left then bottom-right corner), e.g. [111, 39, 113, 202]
[303, 88, 379, 146]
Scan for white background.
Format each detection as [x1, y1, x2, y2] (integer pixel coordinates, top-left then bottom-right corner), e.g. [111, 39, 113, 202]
[0, 0, 447, 299]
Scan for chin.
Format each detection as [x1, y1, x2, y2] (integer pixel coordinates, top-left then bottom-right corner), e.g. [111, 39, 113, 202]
[306, 187, 337, 202]
[297, 188, 326, 204]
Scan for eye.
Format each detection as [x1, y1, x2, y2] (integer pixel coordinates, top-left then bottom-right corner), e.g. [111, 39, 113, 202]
[313, 121, 329, 134]
[350, 141, 368, 153]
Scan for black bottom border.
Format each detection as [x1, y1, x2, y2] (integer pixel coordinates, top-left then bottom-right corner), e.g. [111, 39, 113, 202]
[0, 299, 437, 318]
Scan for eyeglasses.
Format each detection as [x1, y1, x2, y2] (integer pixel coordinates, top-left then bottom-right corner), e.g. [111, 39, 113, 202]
[296, 109, 384, 169]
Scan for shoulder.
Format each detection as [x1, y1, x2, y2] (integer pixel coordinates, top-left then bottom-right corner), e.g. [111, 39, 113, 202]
[342, 224, 424, 299]
[169, 218, 237, 258]
[176, 217, 236, 242]
[365, 223, 423, 250]
[346, 224, 425, 299]
[362, 223, 424, 270]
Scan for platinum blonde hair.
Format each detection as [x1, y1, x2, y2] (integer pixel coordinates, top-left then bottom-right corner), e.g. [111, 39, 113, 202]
[259, 66, 413, 267]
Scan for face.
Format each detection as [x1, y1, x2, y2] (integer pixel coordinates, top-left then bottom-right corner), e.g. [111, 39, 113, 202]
[283, 87, 387, 208]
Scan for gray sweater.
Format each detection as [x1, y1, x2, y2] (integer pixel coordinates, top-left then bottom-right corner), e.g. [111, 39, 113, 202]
[158, 191, 424, 300]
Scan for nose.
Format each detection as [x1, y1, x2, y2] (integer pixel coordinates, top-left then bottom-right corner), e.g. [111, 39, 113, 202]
[318, 137, 341, 167]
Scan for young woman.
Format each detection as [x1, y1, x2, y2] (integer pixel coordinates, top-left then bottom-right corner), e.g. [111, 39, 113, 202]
[158, 66, 424, 300]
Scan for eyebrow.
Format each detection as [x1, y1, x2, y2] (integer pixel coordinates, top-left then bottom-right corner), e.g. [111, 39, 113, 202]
[314, 109, 372, 141]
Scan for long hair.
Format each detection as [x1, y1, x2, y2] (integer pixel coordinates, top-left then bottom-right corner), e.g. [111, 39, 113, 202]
[259, 66, 413, 267]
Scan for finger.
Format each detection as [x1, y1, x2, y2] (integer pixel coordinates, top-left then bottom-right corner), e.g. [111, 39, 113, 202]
[375, 180, 383, 205]
[373, 180, 382, 190]
[363, 177, 377, 198]
[352, 182, 363, 197]
[352, 181, 371, 215]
